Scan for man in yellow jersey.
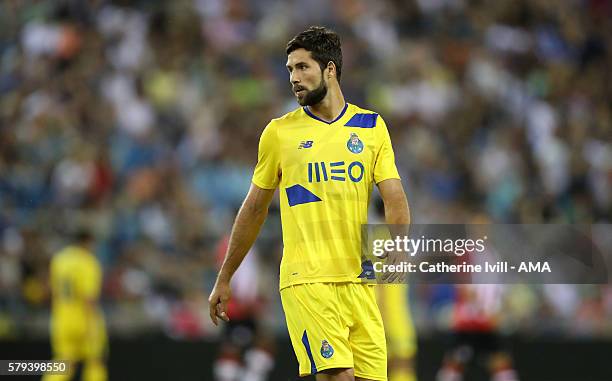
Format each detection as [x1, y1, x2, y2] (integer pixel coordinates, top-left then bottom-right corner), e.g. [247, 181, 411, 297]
[43, 229, 107, 381]
[209, 26, 410, 381]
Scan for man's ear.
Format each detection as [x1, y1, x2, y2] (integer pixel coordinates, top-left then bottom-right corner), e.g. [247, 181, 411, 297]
[327, 61, 336, 79]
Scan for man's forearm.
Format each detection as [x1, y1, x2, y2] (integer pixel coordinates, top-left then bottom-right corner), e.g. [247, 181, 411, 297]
[217, 201, 269, 283]
[385, 199, 410, 225]
[378, 179, 410, 225]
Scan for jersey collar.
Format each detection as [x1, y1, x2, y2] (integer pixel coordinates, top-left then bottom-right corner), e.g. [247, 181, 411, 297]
[303, 103, 348, 125]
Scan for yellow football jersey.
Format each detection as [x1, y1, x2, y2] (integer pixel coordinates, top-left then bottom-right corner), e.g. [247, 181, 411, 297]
[50, 245, 103, 337]
[252, 103, 400, 289]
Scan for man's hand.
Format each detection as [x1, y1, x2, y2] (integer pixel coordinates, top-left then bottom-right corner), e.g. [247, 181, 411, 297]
[208, 281, 232, 326]
[381, 250, 408, 283]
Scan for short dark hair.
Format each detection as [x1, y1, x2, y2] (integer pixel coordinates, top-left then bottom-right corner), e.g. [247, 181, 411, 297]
[286, 26, 343, 82]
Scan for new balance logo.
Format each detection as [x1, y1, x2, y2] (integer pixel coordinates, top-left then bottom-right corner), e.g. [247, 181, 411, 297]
[298, 140, 314, 149]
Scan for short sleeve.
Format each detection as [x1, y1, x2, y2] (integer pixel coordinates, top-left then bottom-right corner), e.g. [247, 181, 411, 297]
[373, 116, 401, 184]
[80, 257, 102, 300]
[252, 121, 281, 189]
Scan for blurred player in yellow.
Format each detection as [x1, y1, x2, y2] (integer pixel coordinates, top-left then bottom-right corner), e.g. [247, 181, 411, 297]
[209, 26, 410, 381]
[43, 229, 107, 381]
[377, 285, 417, 381]
[371, 198, 417, 381]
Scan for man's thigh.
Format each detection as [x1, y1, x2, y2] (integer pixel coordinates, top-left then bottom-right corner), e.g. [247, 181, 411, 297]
[316, 367, 353, 380]
[315, 367, 379, 381]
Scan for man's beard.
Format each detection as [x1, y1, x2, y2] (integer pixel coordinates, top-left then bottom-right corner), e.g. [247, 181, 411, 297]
[297, 74, 328, 106]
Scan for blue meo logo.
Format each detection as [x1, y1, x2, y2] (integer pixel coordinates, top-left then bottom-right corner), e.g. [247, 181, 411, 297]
[308, 161, 365, 183]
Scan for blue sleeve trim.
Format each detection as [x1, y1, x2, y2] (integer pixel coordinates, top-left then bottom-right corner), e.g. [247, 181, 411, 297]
[344, 113, 378, 128]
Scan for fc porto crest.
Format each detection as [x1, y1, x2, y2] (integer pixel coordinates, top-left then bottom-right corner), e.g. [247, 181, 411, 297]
[320, 340, 334, 358]
[347, 133, 364, 154]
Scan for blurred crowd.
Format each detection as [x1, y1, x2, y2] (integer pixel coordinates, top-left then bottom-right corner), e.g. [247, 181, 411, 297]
[0, 0, 611, 340]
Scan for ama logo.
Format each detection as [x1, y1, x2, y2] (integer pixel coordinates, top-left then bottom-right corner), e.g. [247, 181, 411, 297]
[320, 340, 334, 358]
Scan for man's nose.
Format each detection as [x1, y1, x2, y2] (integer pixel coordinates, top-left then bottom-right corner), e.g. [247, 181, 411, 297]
[290, 72, 300, 84]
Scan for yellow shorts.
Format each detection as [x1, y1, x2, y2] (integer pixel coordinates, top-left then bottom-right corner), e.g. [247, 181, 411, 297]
[281, 282, 387, 380]
[51, 314, 107, 360]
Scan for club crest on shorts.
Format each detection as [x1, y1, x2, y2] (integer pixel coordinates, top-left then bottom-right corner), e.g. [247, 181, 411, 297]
[347, 133, 364, 154]
[320, 340, 334, 358]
